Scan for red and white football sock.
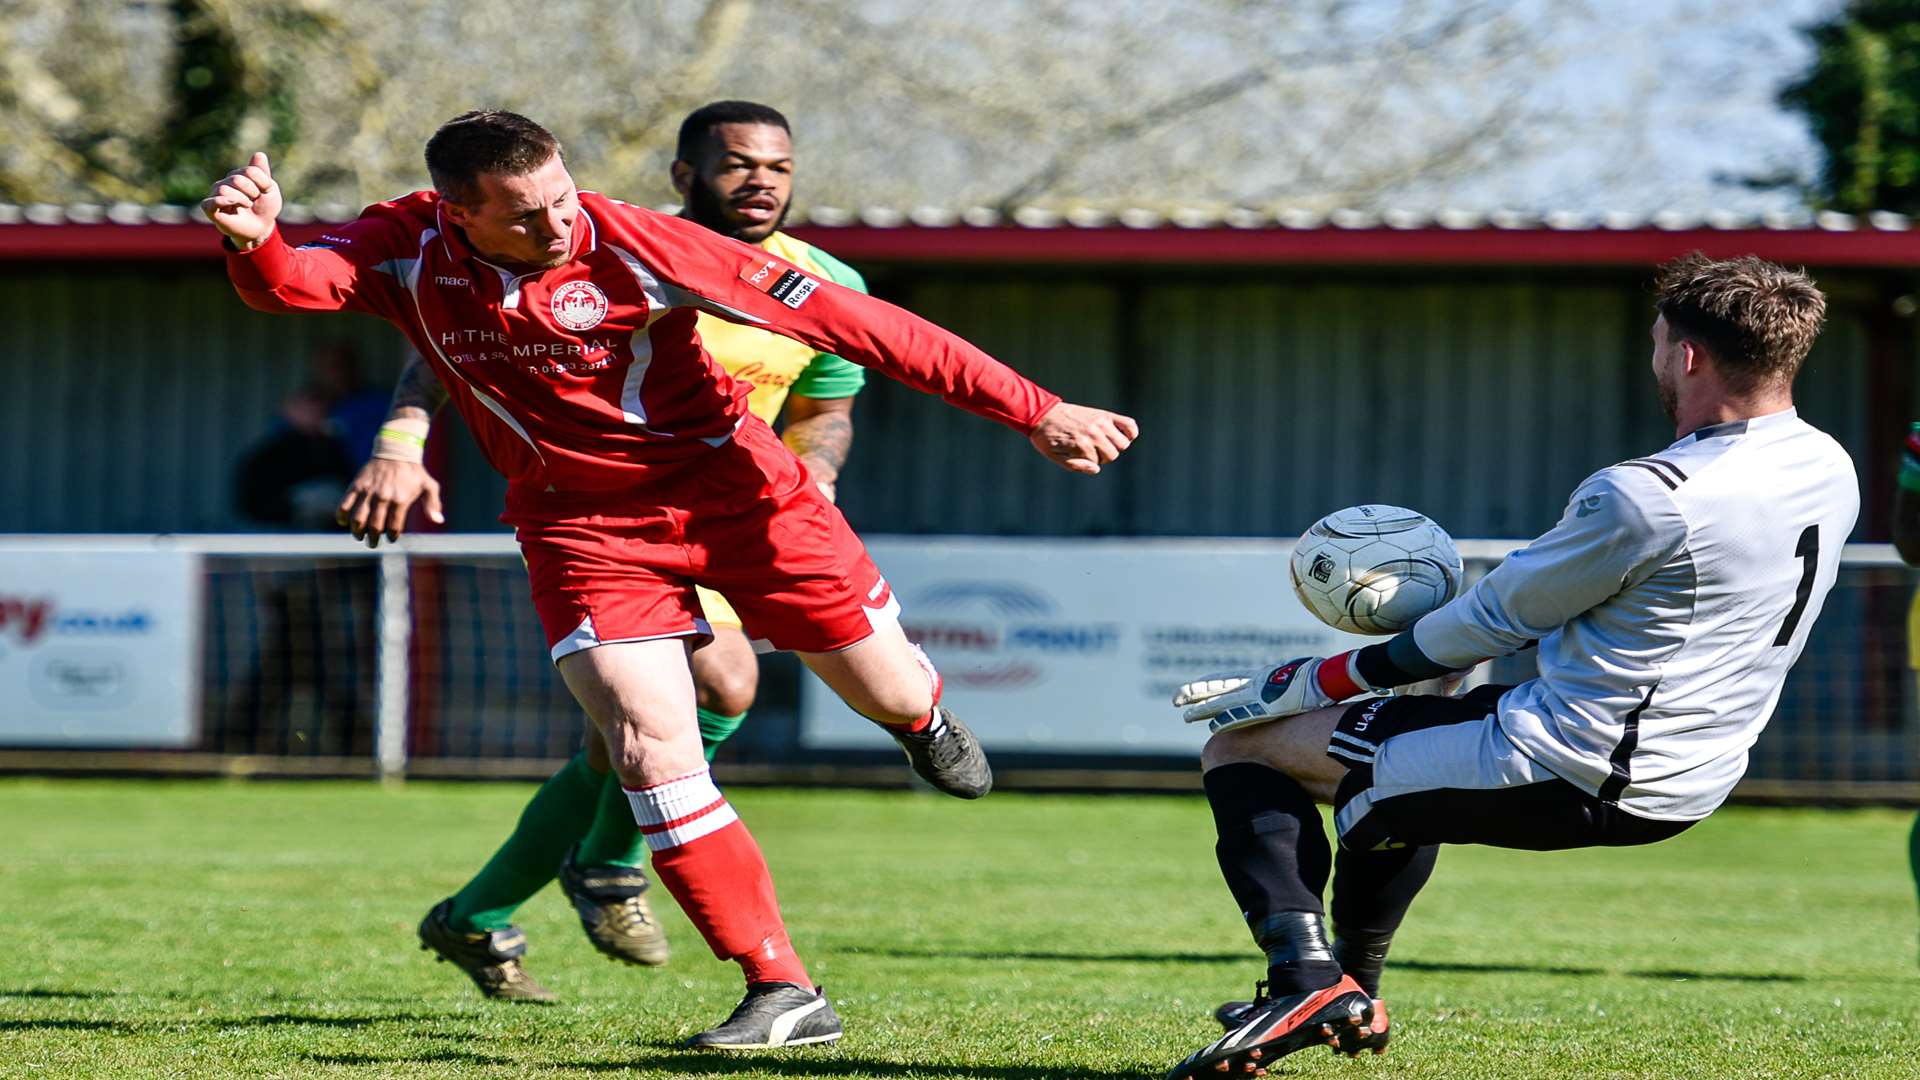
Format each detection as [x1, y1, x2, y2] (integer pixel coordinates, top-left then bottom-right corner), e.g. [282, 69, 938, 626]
[626, 766, 810, 988]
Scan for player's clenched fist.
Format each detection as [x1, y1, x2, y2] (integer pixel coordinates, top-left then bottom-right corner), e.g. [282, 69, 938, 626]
[1029, 401, 1139, 475]
[338, 458, 444, 549]
[201, 151, 282, 248]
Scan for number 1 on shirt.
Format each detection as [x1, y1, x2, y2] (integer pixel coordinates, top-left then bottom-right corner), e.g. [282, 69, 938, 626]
[1773, 524, 1819, 647]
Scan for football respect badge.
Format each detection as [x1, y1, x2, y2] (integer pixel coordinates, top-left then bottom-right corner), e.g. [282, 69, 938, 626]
[740, 257, 819, 309]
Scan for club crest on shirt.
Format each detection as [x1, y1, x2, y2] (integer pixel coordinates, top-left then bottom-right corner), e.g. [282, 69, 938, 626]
[551, 281, 608, 331]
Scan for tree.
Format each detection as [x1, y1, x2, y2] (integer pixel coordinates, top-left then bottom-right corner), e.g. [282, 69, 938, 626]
[0, 0, 173, 203]
[0, 0, 322, 205]
[147, 0, 308, 204]
[0, 0, 1672, 215]
[1780, 0, 1920, 215]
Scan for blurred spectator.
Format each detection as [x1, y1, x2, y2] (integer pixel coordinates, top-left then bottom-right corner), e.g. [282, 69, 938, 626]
[222, 343, 385, 754]
[233, 342, 389, 528]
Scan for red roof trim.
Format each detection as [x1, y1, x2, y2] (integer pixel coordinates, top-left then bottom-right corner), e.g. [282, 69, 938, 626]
[0, 223, 341, 262]
[3, 220, 1919, 268]
[783, 224, 1920, 268]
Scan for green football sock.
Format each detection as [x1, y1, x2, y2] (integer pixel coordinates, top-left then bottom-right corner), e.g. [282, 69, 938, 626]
[697, 707, 748, 762]
[1910, 811, 1920, 961]
[576, 769, 648, 868]
[446, 751, 602, 932]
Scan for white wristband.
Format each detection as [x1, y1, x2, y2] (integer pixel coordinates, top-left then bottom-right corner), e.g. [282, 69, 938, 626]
[371, 416, 432, 464]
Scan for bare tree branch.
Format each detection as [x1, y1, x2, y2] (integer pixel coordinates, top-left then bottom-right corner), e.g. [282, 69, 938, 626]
[0, 0, 1760, 218]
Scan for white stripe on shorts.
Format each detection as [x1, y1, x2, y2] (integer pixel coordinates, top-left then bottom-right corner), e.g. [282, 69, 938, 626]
[1334, 717, 1559, 842]
[1328, 730, 1378, 757]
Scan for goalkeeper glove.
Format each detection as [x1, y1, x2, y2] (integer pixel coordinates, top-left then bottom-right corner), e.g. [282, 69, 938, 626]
[1173, 653, 1369, 734]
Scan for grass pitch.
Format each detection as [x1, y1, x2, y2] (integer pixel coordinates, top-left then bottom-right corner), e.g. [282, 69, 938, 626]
[1, 778, 1916, 1079]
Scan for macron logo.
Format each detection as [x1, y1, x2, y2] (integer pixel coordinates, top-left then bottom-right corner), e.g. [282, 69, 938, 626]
[435, 275, 469, 287]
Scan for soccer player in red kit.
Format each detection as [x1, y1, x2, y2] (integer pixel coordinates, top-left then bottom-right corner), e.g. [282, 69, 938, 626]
[203, 110, 1137, 1049]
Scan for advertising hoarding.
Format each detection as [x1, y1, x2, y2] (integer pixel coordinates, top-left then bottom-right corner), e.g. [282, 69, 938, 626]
[802, 538, 1374, 753]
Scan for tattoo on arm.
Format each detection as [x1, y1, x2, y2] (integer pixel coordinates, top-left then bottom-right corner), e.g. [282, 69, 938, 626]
[784, 411, 854, 479]
[388, 355, 449, 420]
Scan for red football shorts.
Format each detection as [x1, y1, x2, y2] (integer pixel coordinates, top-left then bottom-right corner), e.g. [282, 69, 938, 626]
[504, 419, 900, 662]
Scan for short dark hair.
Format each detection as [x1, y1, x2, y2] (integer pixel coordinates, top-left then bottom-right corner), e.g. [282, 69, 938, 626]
[425, 110, 563, 207]
[1653, 252, 1827, 392]
[675, 100, 791, 164]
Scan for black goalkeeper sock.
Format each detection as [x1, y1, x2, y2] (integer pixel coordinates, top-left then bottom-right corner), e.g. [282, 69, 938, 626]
[1203, 763, 1341, 995]
[1329, 843, 1439, 998]
[1330, 932, 1393, 1000]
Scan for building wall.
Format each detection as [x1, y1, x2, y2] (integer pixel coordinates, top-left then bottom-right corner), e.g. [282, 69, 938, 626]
[833, 268, 1885, 541]
[0, 268, 407, 533]
[0, 264, 1897, 540]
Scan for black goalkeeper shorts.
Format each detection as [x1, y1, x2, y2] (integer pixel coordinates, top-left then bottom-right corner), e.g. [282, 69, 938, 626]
[1325, 685, 1696, 854]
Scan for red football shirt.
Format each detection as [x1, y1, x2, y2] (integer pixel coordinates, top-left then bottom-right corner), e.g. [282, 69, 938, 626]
[225, 191, 1061, 495]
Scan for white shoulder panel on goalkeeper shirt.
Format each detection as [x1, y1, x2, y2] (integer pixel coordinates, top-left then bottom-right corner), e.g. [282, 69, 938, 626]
[1410, 408, 1859, 821]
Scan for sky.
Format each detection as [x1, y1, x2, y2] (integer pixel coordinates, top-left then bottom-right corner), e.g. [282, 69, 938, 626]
[1436, 0, 1847, 215]
[818, 0, 1861, 216]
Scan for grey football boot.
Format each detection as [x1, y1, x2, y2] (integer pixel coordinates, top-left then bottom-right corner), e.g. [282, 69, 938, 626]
[556, 845, 671, 966]
[888, 706, 992, 798]
[416, 898, 557, 1003]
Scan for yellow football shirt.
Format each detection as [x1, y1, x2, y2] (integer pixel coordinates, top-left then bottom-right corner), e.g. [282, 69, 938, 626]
[695, 230, 868, 632]
[695, 230, 868, 424]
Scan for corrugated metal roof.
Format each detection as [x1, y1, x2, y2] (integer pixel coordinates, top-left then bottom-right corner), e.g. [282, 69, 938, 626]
[800, 205, 1917, 233]
[9, 203, 1920, 268]
[834, 272, 1882, 542]
[0, 257, 1897, 541]
[1, 200, 1913, 232]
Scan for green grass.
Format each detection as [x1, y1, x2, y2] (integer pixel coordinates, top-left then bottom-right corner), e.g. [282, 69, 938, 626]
[1, 779, 1917, 1079]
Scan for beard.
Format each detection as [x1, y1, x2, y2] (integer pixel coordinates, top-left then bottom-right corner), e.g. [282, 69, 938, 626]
[685, 177, 787, 242]
[1655, 369, 1679, 426]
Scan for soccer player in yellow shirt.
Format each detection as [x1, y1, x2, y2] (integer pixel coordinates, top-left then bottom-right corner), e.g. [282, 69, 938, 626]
[672, 102, 869, 767]
[338, 101, 872, 1002]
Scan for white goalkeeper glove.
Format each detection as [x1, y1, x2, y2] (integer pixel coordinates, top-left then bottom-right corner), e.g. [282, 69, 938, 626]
[1173, 654, 1367, 734]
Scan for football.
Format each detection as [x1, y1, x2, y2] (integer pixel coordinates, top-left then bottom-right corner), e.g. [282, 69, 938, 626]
[1290, 504, 1464, 635]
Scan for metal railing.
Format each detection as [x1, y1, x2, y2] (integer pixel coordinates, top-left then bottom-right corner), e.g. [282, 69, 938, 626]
[0, 535, 1913, 799]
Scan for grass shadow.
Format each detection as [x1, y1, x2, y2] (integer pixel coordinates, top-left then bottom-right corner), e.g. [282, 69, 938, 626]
[303, 1050, 511, 1068]
[849, 949, 1817, 985]
[0, 1011, 446, 1036]
[0, 1018, 127, 1032]
[1389, 958, 1605, 978]
[0, 988, 120, 1000]
[1629, 967, 1806, 984]
[221, 1011, 445, 1029]
[846, 946, 1247, 965]
[1389, 959, 1809, 984]
[577, 1050, 1155, 1079]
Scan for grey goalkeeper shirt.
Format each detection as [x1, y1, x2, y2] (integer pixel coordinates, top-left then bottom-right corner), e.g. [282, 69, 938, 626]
[1403, 409, 1858, 820]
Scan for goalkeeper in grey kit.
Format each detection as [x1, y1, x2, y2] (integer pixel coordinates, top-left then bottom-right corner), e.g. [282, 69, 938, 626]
[1163, 253, 1857, 1079]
